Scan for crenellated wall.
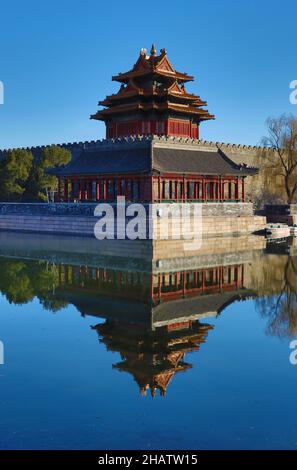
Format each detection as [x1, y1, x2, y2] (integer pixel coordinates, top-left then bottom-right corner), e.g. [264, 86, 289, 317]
[0, 135, 266, 163]
[0, 135, 266, 203]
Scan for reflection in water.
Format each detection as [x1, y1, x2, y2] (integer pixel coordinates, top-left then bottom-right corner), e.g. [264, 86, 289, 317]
[57, 262, 245, 303]
[1, 242, 297, 395]
[56, 263, 252, 395]
[92, 320, 213, 397]
[0, 259, 67, 311]
[0, 256, 252, 396]
[2, 236, 297, 449]
[255, 255, 297, 338]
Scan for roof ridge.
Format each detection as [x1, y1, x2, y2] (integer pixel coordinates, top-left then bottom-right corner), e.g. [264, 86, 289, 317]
[217, 147, 242, 169]
[217, 148, 258, 171]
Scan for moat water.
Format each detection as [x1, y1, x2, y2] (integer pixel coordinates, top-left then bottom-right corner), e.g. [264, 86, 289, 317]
[0, 234, 297, 450]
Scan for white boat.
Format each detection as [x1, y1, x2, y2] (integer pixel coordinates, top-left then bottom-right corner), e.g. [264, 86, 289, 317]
[266, 223, 290, 239]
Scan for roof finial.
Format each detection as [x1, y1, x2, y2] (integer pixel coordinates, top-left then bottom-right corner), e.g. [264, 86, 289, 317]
[140, 47, 147, 56]
[150, 43, 157, 56]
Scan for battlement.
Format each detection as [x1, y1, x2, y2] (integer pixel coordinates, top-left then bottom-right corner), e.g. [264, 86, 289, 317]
[0, 135, 268, 157]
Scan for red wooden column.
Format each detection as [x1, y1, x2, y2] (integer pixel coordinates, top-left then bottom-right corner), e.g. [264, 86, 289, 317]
[202, 179, 206, 202]
[57, 178, 61, 202]
[68, 180, 71, 202]
[202, 270, 205, 291]
[63, 179, 68, 202]
[194, 181, 198, 200]
[215, 181, 219, 200]
[150, 176, 154, 202]
[228, 181, 232, 200]
[88, 181, 93, 201]
[158, 176, 161, 202]
[165, 120, 169, 136]
[217, 176, 222, 201]
[103, 179, 107, 201]
[235, 178, 239, 201]
[242, 177, 245, 202]
[81, 179, 86, 201]
[182, 271, 186, 297]
[84, 180, 88, 201]
[182, 176, 186, 202]
[234, 266, 239, 288]
[111, 179, 114, 201]
[216, 180, 220, 200]
[175, 180, 179, 201]
[117, 177, 121, 197]
[210, 182, 214, 200]
[78, 180, 82, 201]
[162, 179, 166, 200]
[81, 180, 85, 201]
[125, 178, 129, 200]
[221, 178, 225, 201]
[241, 264, 244, 288]
[70, 179, 75, 202]
[112, 179, 116, 201]
[168, 180, 172, 200]
[88, 180, 93, 201]
[96, 179, 100, 201]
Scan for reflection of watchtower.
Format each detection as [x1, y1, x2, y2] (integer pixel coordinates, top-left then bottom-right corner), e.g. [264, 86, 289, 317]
[57, 264, 152, 299]
[152, 264, 244, 303]
[56, 262, 245, 306]
[92, 320, 213, 397]
[55, 260, 250, 396]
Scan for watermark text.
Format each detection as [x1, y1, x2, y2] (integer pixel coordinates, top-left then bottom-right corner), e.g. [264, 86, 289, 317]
[94, 196, 203, 251]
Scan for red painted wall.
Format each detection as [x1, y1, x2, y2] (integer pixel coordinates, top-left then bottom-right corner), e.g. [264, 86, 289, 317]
[106, 119, 200, 139]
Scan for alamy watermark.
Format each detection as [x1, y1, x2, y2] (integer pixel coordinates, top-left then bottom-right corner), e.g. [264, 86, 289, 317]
[289, 80, 297, 105]
[93, 196, 203, 251]
[0, 81, 4, 105]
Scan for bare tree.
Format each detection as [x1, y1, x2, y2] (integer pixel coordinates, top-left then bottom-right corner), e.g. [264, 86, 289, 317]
[260, 114, 297, 204]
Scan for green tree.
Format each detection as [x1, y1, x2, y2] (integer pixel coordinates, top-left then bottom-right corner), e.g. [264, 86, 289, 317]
[0, 149, 33, 201]
[25, 145, 71, 201]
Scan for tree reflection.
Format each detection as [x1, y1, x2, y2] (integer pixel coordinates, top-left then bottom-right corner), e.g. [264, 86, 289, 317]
[256, 256, 297, 338]
[2, 253, 297, 339]
[0, 258, 68, 312]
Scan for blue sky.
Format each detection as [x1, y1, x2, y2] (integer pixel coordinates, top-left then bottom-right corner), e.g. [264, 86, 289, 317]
[0, 0, 296, 149]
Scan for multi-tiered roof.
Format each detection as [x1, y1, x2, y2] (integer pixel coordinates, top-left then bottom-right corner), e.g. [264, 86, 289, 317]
[94, 319, 214, 397]
[91, 45, 214, 139]
[50, 45, 258, 204]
